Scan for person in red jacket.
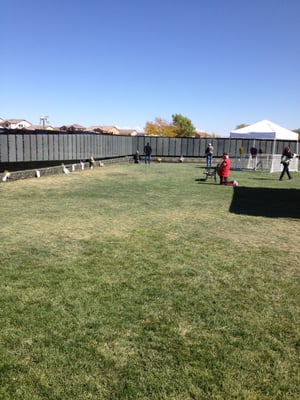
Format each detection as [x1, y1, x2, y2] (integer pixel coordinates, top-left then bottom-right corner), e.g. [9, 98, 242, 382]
[217, 153, 238, 186]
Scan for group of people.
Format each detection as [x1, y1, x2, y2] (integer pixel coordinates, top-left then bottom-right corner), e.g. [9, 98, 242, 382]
[133, 143, 152, 164]
[133, 141, 295, 183]
[208, 144, 295, 185]
[205, 143, 237, 186]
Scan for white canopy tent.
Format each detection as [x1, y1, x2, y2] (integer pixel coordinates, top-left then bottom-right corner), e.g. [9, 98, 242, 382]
[230, 120, 298, 172]
[230, 119, 298, 141]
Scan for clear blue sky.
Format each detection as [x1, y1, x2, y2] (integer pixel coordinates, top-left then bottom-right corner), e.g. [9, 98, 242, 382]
[1, 0, 300, 135]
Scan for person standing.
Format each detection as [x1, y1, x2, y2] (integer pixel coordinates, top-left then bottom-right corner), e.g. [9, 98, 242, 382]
[205, 143, 214, 167]
[144, 142, 152, 164]
[279, 146, 293, 180]
[250, 146, 257, 169]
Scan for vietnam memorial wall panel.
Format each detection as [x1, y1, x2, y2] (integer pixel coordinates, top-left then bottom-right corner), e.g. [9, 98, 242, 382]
[57, 135, 64, 160]
[136, 136, 144, 154]
[111, 136, 117, 157]
[53, 134, 59, 160]
[109, 136, 114, 157]
[131, 136, 137, 154]
[0, 134, 8, 162]
[71, 134, 77, 160]
[223, 138, 232, 155]
[129, 136, 134, 155]
[59, 133, 67, 161]
[187, 138, 194, 156]
[116, 136, 121, 156]
[62, 134, 69, 160]
[48, 134, 54, 160]
[179, 138, 186, 156]
[62, 134, 68, 160]
[15, 134, 24, 162]
[103, 136, 109, 158]
[156, 137, 163, 156]
[168, 138, 175, 156]
[118, 136, 124, 156]
[116, 135, 123, 156]
[105, 136, 110, 157]
[163, 137, 170, 156]
[173, 138, 181, 156]
[84, 133, 89, 159]
[112, 136, 118, 157]
[67, 134, 73, 160]
[23, 135, 31, 161]
[36, 135, 43, 161]
[97, 135, 102, 158]
[214, 139, 224, 157]
[103, 135, 108, 158]
[122, 136, 128, 156]
[42, 134, 49, 160]
[75, 134, 81, 160]
[83, 134, 89, 159]
[7, 135, 16, 162]
[95, 135, 100, 158]
[190, 138, 197, 157]
[79, 134, 84, 160]
[102, 136, 108, 158]
[102, 135, 107, 158]
[87, 134, 92, 158]
[91, 134, 96, 158]
[115, 136, 120, 157]
[193, 138, 201, 157]
[128, 136, 134, 155]
[199, 139, 207, 158]
[30, 135, 37, 161]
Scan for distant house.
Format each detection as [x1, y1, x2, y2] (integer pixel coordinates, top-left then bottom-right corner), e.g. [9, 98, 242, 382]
[59, 124, 86, 132]
[85, 126, 120, 135]
[0, 119, 32, 129]
[195, 131, 206, 138]
[26, 125, 55, 131]
[118, 129, 138, 136]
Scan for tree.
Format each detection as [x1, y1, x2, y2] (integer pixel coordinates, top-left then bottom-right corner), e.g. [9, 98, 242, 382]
[144, 118, 177, 137]
[172, 114, 196, 137]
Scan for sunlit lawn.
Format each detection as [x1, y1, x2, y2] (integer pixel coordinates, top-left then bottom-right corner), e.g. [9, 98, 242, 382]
[0, 163, 299, 399]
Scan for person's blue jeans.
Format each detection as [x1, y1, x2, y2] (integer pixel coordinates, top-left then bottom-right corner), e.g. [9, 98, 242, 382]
[207, 155, 212, 167]
[145, 155, 151, 164]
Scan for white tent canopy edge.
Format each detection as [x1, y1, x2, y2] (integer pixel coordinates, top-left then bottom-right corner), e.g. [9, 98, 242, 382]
[230, 119, 298, 141]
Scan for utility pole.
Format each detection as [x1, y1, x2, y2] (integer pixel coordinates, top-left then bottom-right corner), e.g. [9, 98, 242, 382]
[40, 115, 49, 129]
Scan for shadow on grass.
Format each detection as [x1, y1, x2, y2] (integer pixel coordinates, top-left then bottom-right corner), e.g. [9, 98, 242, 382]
[195, 178, 217, 183]
[230, 187, 300, 219]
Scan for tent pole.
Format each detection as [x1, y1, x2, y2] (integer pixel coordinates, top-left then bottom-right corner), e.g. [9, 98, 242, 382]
[270, 139, 276, 173]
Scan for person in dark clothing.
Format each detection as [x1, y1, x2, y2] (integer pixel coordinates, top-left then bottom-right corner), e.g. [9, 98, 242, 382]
[144, 142, 152, 164]
[279, 146, 293, 180]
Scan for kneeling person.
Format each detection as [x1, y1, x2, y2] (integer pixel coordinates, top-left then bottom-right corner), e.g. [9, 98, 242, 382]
[217, 153, 238, 186]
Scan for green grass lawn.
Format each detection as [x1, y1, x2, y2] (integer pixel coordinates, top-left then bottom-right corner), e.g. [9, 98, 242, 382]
[0, 163, 299, 399]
